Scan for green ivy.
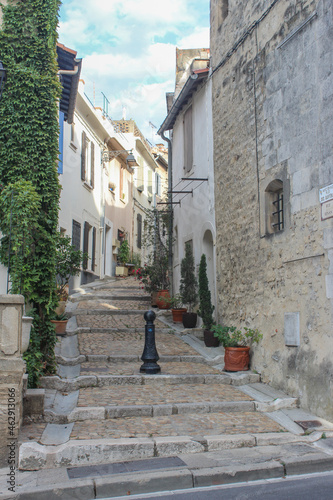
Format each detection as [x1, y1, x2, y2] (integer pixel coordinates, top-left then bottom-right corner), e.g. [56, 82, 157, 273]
[0, 0, 62, 386]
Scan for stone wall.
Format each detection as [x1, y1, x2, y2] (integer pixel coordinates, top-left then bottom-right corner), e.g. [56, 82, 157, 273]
[211, 0, 333, 420]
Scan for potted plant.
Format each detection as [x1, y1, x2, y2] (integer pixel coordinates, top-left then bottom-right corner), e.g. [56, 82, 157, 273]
[55, 233, 86, 315]
[198, 254, 216, 346]
[50, 312, 69, 336]
[116, 239, 130, 277]
[212, 325, 263, 371]
[180, 244, 198, 328]
[161, 293, 187, 322]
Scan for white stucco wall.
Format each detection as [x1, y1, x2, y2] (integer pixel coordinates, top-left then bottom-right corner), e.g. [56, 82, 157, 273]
[171, 78, 216, 311]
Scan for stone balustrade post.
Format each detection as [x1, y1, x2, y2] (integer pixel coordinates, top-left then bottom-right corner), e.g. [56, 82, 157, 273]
[0, 295, 26, 468]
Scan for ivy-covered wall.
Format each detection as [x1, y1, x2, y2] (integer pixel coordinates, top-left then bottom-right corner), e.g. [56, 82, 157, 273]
[0, 0, 62, 385]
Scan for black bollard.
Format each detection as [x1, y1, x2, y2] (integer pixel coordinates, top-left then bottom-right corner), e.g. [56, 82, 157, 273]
[140, 310, 161, 374]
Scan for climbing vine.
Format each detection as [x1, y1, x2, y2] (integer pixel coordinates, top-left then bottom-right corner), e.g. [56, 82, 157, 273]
[0, 0, 62, 386]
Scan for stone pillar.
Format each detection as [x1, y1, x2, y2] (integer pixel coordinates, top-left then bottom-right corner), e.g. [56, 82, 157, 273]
[0, 295, 26, 468]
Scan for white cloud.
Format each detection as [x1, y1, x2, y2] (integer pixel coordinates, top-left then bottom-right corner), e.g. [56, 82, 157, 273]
[59, 0, 210, 142]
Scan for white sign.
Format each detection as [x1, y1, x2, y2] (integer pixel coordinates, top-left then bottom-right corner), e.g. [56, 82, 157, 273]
[322, 200, 333, 220]
[319, 184, 333, 203]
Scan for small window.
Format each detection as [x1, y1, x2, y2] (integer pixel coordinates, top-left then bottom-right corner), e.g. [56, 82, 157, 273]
[265, 180, 284, 234]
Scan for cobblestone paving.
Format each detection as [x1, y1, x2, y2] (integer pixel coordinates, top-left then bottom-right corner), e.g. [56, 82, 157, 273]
[80, 361, 221, 376]
[77, 384, 253, 407]
[77, 299, 151, 311]
[78, 332, 198, 356]
[71, 412, 283, 439]
[76, 314, 165, 329]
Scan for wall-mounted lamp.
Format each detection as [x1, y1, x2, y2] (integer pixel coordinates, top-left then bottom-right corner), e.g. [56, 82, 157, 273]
[103, 149, 138, 168]
[0, 61, 7, 101]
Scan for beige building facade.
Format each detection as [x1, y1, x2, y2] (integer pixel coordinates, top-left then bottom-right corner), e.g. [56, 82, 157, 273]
[211, 0, 333, 420]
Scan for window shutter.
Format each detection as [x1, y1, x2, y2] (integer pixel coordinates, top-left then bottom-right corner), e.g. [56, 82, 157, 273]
[81, 131, 86, 181]
[184, 106, 193, 173]
[137, 214, 142, 249]
[92, 227, 96, 271]
[83, 221, 89, 269]
[72, 220, 81, 251]
[90, 142, 95, 188]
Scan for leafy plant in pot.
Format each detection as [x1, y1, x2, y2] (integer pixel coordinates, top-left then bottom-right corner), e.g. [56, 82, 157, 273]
[198, 254, 216, 346]
[180, 243, 198, 328]
[50, 312, 69, 336]
[55, 233, 86, 315]
[161, 293, 187, 322]
[212, 325, 263, 371]
[116, 239, 130, 277]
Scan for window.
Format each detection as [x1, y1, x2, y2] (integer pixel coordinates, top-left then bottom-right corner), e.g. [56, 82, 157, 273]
[265, 180, 284, 234]
[183, 106, 193, 173]
[81, 131, 95, 188]
[137, 213, 142, 249]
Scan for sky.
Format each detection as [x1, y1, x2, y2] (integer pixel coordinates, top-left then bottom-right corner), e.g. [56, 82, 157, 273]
[58, 0, 210, 145]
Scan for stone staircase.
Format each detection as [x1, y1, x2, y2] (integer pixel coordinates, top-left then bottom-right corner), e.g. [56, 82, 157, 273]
[18, 278, 333, 473]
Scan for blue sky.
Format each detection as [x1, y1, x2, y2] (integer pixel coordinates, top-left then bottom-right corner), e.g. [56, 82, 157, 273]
[58, 0, 210, 144]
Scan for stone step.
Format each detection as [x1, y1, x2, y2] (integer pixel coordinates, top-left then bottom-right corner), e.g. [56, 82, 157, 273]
[12, 439, 333, 498]
[39, 373, 249, 391]
[19, 424, 330, 471]
[55, 354, 208, 366]
[44, 401, 257, 424]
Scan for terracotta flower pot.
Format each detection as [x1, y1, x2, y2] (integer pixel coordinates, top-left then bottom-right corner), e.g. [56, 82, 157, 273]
[182, 312, 197, 329]
[51, 319, 68, 336]
[204, 329, 219, 347]
[224, 346, 250, 371]
[172, 308, 187, 323]
[156, 290, 170, 309]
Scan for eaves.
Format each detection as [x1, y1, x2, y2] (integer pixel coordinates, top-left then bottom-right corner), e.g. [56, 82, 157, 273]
[158, 68, 209, 134]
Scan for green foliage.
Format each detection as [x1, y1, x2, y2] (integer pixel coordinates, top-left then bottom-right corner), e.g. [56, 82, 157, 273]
[0, 0, 62, 386]
[55, 233, 85, 300]
[23, 309, 57, 388]
[212, 325, 263, 347]
[0, 180, 41, 297]
[118, 239, 130, 266]
[130, 252, 141, 270]
[180, 243, 198, 312]
[161, 293, 183, 309]
[198, 254, 214, 330]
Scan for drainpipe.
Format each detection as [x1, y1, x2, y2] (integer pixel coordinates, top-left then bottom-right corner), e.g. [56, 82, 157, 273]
[159, 130, 173, 295]
[57, 67, 80, 77]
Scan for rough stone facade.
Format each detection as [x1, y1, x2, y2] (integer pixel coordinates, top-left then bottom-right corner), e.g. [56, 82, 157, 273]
[211, 0, 333, 420]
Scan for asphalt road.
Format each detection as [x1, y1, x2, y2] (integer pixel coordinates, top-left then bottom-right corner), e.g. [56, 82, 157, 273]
[107, 471, 333, 500]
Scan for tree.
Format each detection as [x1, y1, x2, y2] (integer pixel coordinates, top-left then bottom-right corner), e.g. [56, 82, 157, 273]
[180, 243, 198, 312]
[198, 254, 214, 330]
